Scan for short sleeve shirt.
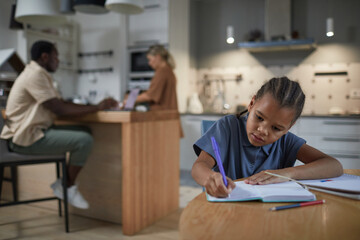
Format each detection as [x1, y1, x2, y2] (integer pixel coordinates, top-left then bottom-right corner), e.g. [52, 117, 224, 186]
[146, 64, 178, 111]
[193, 114, 306, 180]
[146, 64, 184, 137]
[1, 61, 61, 146]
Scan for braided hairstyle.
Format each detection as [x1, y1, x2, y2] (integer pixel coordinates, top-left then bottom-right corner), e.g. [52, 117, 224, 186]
[147, 44, 176, 69]
[239, 77, 305, 124]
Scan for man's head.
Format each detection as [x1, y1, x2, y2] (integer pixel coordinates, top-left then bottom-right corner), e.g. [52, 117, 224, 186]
[30, 40, 59, 73]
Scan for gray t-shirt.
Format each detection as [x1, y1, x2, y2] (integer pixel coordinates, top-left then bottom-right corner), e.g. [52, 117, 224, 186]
[193, 114, 306, 180]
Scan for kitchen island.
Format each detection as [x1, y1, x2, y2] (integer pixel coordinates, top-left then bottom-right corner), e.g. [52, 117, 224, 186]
[4, 110, 180, 235]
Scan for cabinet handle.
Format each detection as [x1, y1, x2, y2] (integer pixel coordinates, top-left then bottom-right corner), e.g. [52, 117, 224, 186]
[328, 154, 360, 159]
[323, 121, 360, 125]
[323, 137, 360, 142]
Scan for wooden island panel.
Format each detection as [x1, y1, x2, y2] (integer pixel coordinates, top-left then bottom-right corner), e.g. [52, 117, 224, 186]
[2, 110, 180, 235]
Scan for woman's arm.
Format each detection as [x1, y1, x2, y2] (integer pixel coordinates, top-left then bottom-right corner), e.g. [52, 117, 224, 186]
[245, 144, 343, 185]
[135, 92, 152, 103]
[192, 150, 235, 197]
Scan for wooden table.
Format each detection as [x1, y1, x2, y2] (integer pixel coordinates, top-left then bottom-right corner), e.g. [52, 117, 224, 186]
[179, 169, 360, 240]
[2, 110, 180, 235]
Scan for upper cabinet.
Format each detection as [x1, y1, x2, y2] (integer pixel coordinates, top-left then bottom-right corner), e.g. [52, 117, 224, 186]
[127, 0, 169, 47]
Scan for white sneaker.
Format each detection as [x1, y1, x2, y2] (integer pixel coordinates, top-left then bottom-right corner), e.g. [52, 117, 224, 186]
[67, 185, 89, 209]
[51, 179, 63, 199]
[50, 179, 89, 209]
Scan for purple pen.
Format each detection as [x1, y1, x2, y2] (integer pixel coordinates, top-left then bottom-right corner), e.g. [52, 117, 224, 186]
[211, 137, 228, 187]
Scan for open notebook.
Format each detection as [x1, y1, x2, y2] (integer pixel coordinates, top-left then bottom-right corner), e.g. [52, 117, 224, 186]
[299, 174, 360, 200]
[206, 181, 316, 203]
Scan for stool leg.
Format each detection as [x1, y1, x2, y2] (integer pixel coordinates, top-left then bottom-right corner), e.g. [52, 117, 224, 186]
[0, 166, 4, 201]
[62, 160, 69, 233]
[56, 162, 62, 217]
[10, 166, 18, 202]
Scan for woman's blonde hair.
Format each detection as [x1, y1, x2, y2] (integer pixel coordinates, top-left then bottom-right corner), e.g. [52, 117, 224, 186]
[147, 44, 176, 69]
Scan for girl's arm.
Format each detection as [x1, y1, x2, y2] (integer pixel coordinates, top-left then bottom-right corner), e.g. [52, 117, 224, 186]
[289, 143, 343, 179]
[191, 150, 235, 197]
[245, 144, 343, 185]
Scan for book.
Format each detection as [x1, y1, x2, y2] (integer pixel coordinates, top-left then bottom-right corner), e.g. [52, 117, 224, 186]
[299, 174, 360, 200]
[206, 181, 316, 203]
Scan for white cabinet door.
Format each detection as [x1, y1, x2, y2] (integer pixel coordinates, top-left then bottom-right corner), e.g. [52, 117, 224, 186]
[180, 115, 222, 170]
[128, 0, 169, 46]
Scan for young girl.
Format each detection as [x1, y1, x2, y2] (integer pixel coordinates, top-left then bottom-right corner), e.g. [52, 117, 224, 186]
[191, 77, 343, 198]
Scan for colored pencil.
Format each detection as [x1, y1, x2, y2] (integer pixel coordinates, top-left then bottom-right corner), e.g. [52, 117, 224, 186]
[269, 199, 325, 211]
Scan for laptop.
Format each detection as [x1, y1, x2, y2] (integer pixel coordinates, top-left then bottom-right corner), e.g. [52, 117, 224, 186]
[122, 88, 141, 111]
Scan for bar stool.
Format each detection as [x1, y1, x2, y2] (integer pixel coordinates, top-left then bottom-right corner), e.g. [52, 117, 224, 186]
[0, 113, 69, 232]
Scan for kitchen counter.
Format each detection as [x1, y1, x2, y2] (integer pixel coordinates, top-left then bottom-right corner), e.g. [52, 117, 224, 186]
[4, 110, 181, 235]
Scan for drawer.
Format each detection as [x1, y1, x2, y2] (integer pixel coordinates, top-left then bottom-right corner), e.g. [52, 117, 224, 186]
[332, 156, 360, 169]
[299, 135, 360, 153]
[324, 151, 360, 169]
[294, 155, 360, 169]
[297, 118, 360, 136]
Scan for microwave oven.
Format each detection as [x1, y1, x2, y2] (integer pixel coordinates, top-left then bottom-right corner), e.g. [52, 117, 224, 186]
[128, 47, 154, 77]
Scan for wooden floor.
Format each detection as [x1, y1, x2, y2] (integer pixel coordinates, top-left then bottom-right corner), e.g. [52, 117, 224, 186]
[0, 171, 203, 239]
[0, 204, 182, 240]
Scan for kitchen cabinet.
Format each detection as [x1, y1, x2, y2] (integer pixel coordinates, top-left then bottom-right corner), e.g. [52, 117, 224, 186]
[0, 49, 25, 109]
[295, 117, 360, 169]
[127, 0, 169, 46]
[180, 114, 222, 170]
[24, 23, 78, 71]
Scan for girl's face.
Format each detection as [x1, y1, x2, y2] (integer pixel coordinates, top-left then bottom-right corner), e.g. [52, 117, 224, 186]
[147, 54, 163, 70]
[246, 93, 296, 147]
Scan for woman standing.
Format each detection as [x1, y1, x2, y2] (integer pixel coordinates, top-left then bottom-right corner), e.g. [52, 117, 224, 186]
[130, 45, 183, 137]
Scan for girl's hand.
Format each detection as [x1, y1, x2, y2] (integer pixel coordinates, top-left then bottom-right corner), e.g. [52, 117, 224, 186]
[244, 169, 293, 185]
[204, 172, 236, 198]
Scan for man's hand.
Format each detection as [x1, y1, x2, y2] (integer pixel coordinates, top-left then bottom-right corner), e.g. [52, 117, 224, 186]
[97, 98, 119, 110]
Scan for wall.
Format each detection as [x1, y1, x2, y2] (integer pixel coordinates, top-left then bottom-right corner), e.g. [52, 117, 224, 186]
[71, 12, 127, 102]
[0, 0, 26, 62]
[0, 1, 127, 102]
[187, 0, 360, 115]
[0, 1, 18, 50]
[169, 0, 194, 113]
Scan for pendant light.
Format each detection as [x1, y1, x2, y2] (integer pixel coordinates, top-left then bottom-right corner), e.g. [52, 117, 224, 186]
[60, 0, 75, 14]
[326, 18, 334, 37]
[74, 0, 109, 14]
[226, 25, 235, 44]
[15, 0, 66, 26]
[105, 0, 144, 15]
[326, 0, 334, 37]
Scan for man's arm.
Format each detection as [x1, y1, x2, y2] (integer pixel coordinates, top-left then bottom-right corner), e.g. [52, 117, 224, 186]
[43, 97, 118, 117]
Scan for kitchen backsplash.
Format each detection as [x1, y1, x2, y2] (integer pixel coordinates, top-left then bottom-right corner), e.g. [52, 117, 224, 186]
[189, 62, 360, 115]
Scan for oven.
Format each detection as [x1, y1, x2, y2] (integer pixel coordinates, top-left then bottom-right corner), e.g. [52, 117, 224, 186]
[128, 46, 154, 90]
